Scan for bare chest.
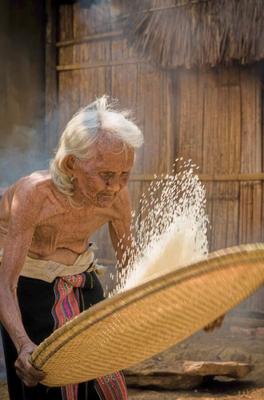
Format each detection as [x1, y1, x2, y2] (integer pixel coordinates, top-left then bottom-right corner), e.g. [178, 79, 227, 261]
[31, 208, 113, 253]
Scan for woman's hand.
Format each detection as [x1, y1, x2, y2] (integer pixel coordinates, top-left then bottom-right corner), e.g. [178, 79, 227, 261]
[203, 314, 225, 333]
[14, 342, 46, 387]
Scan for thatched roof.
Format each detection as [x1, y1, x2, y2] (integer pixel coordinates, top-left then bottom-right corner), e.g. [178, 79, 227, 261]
[118, 0, 264, 68]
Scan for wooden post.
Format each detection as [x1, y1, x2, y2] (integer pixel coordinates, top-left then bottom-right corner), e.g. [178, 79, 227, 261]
[45, 0, 59, 152]
[0, 0, 9, 140]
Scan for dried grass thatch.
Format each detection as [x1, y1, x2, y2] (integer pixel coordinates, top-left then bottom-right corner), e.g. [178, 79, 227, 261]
[116, 0, 264, 68]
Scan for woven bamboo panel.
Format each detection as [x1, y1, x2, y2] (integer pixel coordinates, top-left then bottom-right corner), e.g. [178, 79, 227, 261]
[173, 69, 204, 166]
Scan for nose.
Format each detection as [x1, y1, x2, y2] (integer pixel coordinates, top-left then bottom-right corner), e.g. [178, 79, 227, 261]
[107, 175, 121, 192]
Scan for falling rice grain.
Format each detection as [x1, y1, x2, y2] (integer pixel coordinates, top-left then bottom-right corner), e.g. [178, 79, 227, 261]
[111, 160, 209, 295]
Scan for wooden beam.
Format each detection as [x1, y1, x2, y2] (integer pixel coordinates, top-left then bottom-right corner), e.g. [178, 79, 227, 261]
[200, 173, 264, 182]
[56, 59, 145, 71]
[56, 30, 123, 47]
[129, 173, 264, 182]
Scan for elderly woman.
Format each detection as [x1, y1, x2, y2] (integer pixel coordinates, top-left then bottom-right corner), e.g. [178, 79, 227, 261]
[0, 96, 143, 400]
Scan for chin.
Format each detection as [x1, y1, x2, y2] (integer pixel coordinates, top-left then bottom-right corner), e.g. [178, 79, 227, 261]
[97, 195, 115, 208]
[98, 199, 114, 208]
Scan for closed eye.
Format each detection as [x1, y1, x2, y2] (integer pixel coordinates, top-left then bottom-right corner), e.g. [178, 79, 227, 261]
[100, 172, 115, 180]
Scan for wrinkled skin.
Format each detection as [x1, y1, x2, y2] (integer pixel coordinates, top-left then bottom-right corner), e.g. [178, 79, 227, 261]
[0, 135, 135, 386]
[0, 134, 224, 386]
[67, 135, 134, 209]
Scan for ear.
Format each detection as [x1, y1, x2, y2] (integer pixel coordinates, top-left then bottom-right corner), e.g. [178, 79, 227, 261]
[62, 155, 77, 177]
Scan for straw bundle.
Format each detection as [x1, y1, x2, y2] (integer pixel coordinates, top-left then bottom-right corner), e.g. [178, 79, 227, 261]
[31, 243, 264, 386]
[117, 0, 264, 68]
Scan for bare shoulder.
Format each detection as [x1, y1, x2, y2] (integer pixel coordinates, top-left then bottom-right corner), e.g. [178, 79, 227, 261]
[12, 171, 51, 202]
[8, 171, 53, 231]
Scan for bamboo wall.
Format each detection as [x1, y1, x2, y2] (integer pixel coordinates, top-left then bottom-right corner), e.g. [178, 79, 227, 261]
[172, 67, 264, 315]
[48, 2, 264, 314]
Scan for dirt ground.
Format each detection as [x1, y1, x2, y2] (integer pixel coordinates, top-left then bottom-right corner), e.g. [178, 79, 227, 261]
[1, 378, 264, 400]
[1, 382, 263, 400]
[0, 329, 263, 399]
[129, 387, 264, 399]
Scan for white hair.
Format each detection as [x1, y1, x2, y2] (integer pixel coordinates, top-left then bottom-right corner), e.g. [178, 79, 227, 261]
[49, 96, 143, 196]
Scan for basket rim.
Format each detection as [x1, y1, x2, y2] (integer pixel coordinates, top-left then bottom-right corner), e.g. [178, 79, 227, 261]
[31, 243, 264, 368]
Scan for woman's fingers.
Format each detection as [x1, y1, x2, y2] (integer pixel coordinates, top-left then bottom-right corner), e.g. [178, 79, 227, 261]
[15, 345, 46, 386]
[15, 361, 45, 386]
[15, 367, 39, 387]
[204, 315, 225, 332]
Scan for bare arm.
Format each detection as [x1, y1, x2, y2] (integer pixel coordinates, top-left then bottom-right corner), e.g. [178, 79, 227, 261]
[0, 230, 34, 351]
[108, 188, 133, 267]
[0, 182, 45, 385]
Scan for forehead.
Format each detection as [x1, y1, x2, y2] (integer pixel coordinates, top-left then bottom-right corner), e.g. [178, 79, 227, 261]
[92, 137, 134, 170]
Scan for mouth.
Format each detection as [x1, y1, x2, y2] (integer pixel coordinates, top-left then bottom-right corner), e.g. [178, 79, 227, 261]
[98, 192, 116, 204]
[100, 192, 115, 198]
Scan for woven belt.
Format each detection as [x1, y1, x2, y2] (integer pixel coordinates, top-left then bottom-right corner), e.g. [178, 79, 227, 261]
[0, 249, 106, 283]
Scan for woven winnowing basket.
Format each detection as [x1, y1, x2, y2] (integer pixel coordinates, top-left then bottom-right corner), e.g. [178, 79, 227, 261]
[31, 243, 264, 387]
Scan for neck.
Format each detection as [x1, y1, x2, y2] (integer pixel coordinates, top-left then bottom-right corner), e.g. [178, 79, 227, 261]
[68, 190, 94, 209]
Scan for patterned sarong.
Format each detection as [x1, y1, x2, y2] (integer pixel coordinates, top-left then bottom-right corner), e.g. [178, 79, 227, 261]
[52, 273, 128, 400]
[1, 269, 128, 400]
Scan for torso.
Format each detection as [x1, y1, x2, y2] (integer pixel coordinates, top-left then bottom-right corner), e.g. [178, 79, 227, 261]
[0, 171, 124, 265]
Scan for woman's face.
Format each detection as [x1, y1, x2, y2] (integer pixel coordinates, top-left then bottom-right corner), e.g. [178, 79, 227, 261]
[72, 137, 134, 208]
